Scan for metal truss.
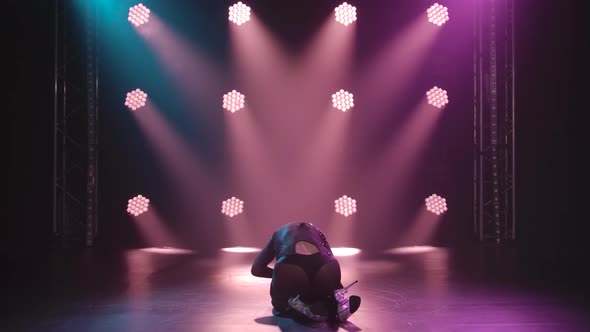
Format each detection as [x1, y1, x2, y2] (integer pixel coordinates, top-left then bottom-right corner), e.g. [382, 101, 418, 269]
[474, 0, 515, 243]
[53, 0, 98, 247]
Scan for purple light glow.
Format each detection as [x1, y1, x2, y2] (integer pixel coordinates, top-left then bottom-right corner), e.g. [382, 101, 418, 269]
[332, 247, 361, 256]
[139, 247, 194, 254]
[221, 247, 261, 253]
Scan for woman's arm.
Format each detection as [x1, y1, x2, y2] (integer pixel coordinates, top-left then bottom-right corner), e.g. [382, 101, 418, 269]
[251, 236, 276, 278]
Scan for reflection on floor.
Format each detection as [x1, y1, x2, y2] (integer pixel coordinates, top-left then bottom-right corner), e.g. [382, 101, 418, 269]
[3, 246, 589, 331]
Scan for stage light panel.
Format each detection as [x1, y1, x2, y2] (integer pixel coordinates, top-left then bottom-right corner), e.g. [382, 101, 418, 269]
[335, 195, 357, 217]
[128, 3, 151, 27]
[332, 89, 355, 112]
[425, 194, 448, 215]
[222, 197, 245, 217]
[127, 195, 150, 216]
[426, 86, 449, 109]
[125, 89, 148, 111]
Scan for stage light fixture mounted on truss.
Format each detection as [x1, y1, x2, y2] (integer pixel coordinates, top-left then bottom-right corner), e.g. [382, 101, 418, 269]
[128, 3, 151, 27]
[427, 3, 450, 27]
[426, 86, 449, 109]
[229, 2, 251, 26]
[425, 194, 448, 215]
[127, 195, 150, 217]
[335, 195, 358, 217]
[125, 89, 148, 111]
[222, 197, 245, 217]
[223, 90, 246, 113]
[332, 89, 355, 112]
[334, 2, 357, 26]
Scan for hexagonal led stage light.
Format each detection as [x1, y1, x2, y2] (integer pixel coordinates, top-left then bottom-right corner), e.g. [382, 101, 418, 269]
[334, 2, 357, 26]
[127, 195, 150, 217]
[426, 86, 449, 109]
[128, 3, 151, 27]
[427, 3, 450, 27]
[335, 195, 357, 217]
[425, 194, 448, 215]
[125, 89, 148, 111]
[223, 90, 246, 113]
[332, 89, 355, 112]
[222, 197, 245, 217]
[229, 2, 251, 26]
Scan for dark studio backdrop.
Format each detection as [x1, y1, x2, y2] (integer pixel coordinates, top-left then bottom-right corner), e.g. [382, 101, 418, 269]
[6, 0, 588, 274]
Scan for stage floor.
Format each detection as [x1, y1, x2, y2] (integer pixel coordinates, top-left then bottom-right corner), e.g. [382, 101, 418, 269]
[3, 246, 589, 331]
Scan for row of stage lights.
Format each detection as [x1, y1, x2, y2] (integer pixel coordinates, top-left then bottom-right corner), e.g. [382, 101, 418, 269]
[125, 3, 450, 113]
[129, 2, 450, 28]
[126, 86, 449, 113]
[127, 194, 448, 217]
[124, 2, 450, 219]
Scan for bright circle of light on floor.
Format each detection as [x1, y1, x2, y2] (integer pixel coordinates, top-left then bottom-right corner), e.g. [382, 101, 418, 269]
[332, 247, 361, 256]
[387, 246, 438, 254]
[221, 247, 261, 253]
[139, 247, 194, 254]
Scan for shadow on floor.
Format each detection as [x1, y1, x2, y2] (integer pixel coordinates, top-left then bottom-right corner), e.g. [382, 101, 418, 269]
[255, 315, 362, 332]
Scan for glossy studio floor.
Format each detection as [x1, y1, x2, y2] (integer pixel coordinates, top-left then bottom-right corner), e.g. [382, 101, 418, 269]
[3, 244, 589, 332]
